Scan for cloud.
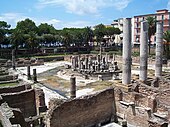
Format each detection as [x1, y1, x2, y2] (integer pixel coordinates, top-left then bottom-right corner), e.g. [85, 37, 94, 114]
[0, 12, 94, 29]
[167, 0, 170, 10]
[36, 0, 132, 15]
[112, 0, 132, 11]
[0, 13, 28, 27]
[0, 12, 61, 28]
[61, 20, 95, 28]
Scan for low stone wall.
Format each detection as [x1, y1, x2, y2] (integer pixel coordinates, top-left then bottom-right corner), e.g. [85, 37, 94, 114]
[1, 89, 37, 118]
[0, 84, 31, 94]
[40, 56, 64, 62]
[46, 88, 117, 127]
[0, 74, 18, 81]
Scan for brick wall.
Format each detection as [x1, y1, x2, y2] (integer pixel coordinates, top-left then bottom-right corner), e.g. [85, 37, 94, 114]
[1, 89, 37, 118]
[46, 88, 117, 127]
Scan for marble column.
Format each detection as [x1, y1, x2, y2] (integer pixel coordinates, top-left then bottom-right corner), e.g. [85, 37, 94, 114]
[27, 65, 31, 80]
[12, 49, 16, 70]
[78, 56, 81, 69]
[33, 69, 37, 83]
[155, 22, 163, 77]
[139, 21, 148, 82]
[122, 18, 132, 85]
[72, 56, 76, 70]
[70, 76, 76, 98]
[85, 56, 88, 69]
[105, 53, 108, 65]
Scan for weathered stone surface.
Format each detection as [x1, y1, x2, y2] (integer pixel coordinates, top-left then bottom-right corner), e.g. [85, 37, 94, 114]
[46, 88, 117, 127]
[122, 18, 132, 85]
[140, 21, 148, 82]
[1, 89, 37, 118]
[0, 84, 29, 94]
[155, 22, 163, 77]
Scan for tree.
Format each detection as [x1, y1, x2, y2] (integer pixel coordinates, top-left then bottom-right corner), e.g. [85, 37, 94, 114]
[83, 27, 94, 46]
[38, 23, 56, 35]
[146, 16, 156, 55]
[60, 30, 72, 49]
[94, 24, 106, 45]
[42, 34, 55, 47]
[163, 30, 170, 58]
[16, 18, 37, 34]
[10, 29, 24, 50]
[25, 32, 39, 51]
[0, 21, 11, 48]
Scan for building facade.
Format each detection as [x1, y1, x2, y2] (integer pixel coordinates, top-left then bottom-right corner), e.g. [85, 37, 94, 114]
[133, 9, 170, 44]
[111, 18, 123, 32]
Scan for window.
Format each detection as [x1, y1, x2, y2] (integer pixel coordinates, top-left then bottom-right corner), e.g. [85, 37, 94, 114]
[137, 18, 139, 22]
[137, 29, 139, 33]
[155, 16, 157, 20]
[143, 17, 145, 21]
[162, 15, 164, 20]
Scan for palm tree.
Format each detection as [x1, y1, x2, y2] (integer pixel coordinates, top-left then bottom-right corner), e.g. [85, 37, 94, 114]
[146, 16, 156, 55]
[61, 30, 72, 49]
[83, 27, 94, 47]
[25, 31, 39, 51]
[163, 30, 170, 58]
[10, 29, 24, 50]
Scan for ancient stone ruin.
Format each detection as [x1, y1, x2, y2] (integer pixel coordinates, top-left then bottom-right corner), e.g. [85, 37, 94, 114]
[0, 18, 170, 127]
[46, 88, 117, 127]
[71, 54, 121, 80]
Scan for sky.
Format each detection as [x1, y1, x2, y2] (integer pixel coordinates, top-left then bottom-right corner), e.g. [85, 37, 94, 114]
[0, 0, 170, 29]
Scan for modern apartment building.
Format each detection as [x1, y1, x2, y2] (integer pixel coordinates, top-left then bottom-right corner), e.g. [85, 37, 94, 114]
[133, 9, 170, 44]
[111, 18, 123, 32]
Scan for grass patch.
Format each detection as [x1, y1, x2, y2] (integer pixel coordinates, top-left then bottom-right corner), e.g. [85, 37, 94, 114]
[41, 76, 70, 90]
[80, 81, 113, 91]
[0, 82, 18, 87]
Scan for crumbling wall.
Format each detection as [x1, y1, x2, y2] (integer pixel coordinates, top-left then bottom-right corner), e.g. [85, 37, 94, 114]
[116, 101, 150, 127]
[46, 88, 116, 127]
[114, 82, 170, 127]
[1, 89, 37, 118]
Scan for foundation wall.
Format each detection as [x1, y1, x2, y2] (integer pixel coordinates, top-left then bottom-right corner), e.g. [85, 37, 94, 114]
[0, 84, 29, 94]
[46, 88, 116, 127]
[1, 89, 36, 118]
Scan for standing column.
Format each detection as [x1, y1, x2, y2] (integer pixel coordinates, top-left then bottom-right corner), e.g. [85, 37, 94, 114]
[12, 49, 16, 70]
[78, 55, 81, 69]
[155, 22, 163, 77]
[122, 18, 132, 85]
[113, 54, 115, 62]
[72, 56, 76, 70]
[27, 65, 31, 80]
[140, 21, 148, 82]
[33, 69, 37, 83]
[70, 76, 76, 98]
[97, 54, 100, 71]
[85, 56, 88, 69]
[105, 53, 108, 65]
